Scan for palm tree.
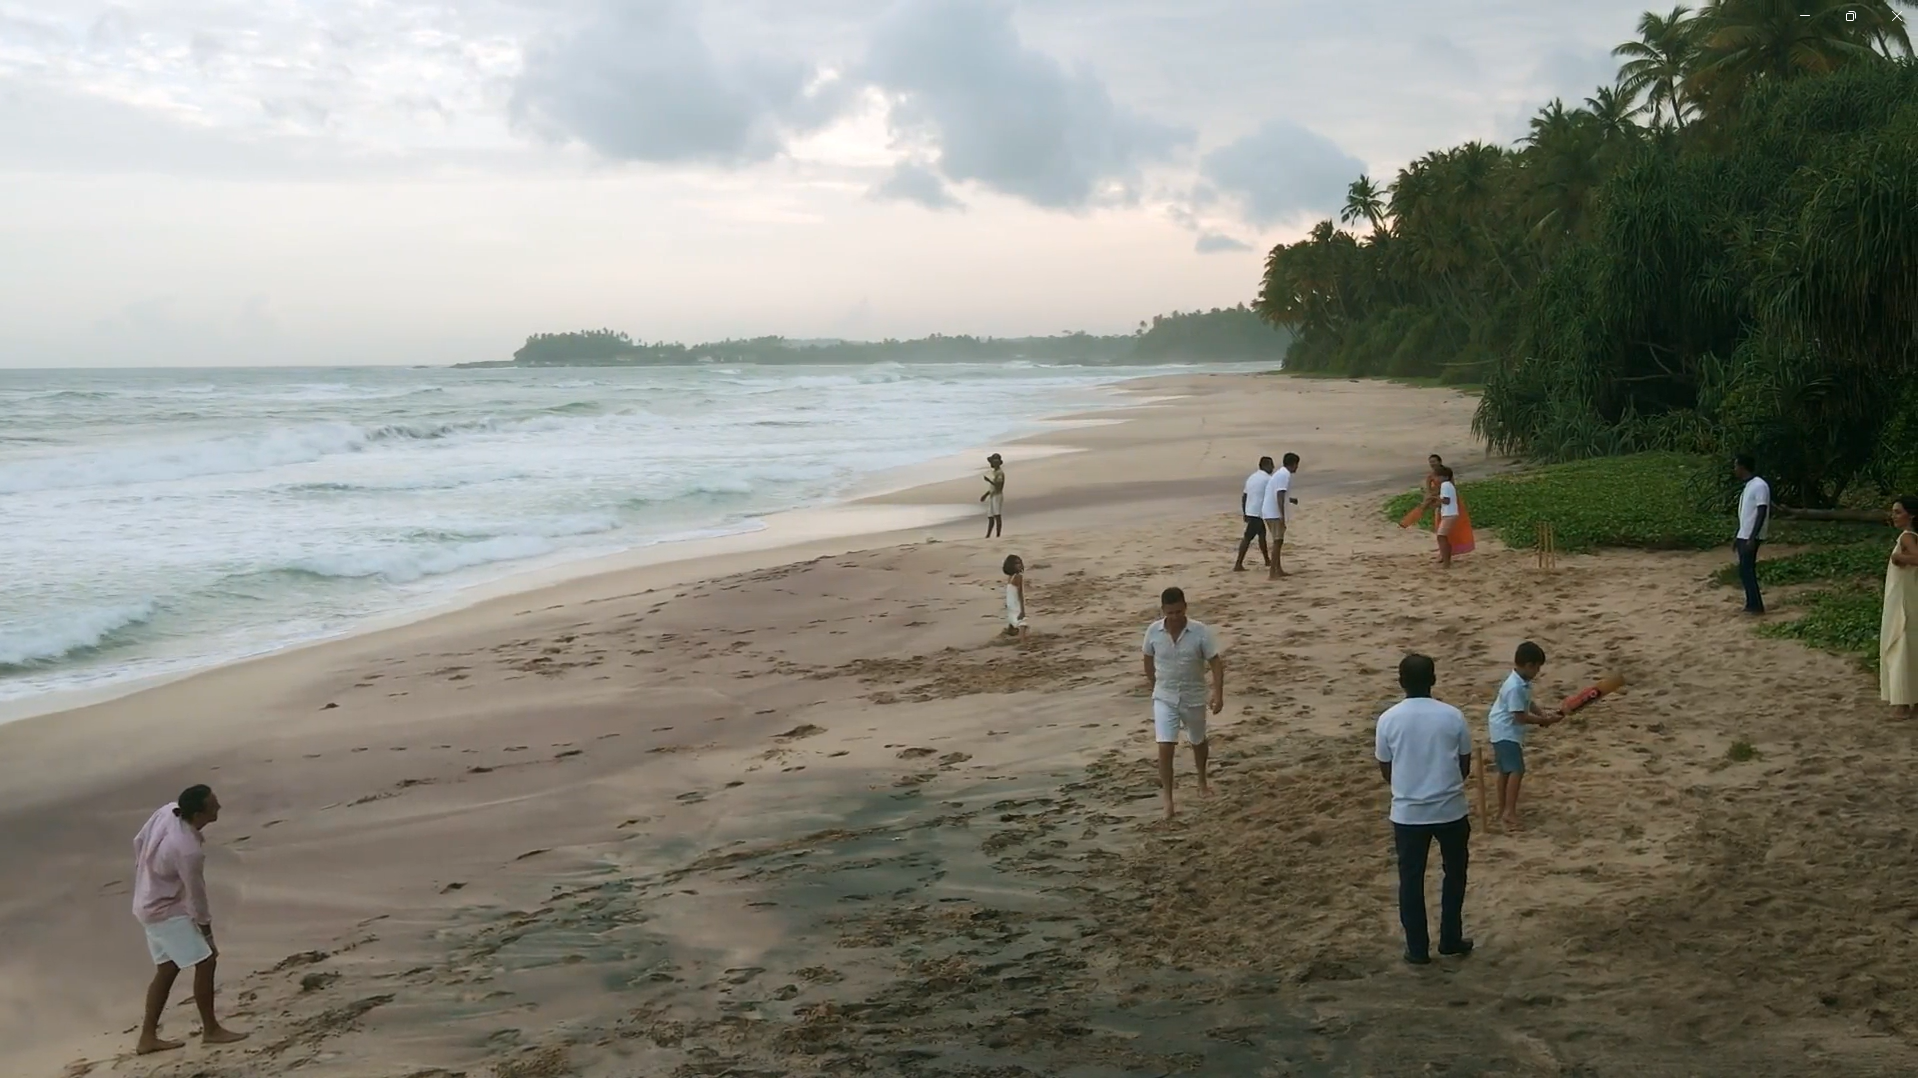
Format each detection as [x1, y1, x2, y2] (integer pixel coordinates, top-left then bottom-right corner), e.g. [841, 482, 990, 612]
[1339, 175, 1388, 233]
[1686, 0, 1904, 115]
[1614, 6, 1700, 129]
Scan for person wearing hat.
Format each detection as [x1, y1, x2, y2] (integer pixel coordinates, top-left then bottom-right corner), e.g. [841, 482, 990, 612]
[981, 453, 1006, 537]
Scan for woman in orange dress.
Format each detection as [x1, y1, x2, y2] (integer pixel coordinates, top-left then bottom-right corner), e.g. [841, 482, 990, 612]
[1400, 454, 1445, 529]
[1400, 456, 1476, 563]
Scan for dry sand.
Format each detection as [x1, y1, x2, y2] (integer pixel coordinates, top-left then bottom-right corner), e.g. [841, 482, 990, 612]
[5, 373, 1914, 1078]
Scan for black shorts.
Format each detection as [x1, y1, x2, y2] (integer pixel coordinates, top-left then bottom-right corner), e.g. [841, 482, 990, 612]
[1242, 515, 1265, 541]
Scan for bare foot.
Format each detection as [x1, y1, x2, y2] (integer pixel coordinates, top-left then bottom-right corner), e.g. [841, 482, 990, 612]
[136, 1038, 185, 1055]
[1196, 783, 1212, 798]
[1232, 565, 1246, 572]
[1893, 707, 1913, 722]
[202, 1027, 250, 1046]
[1501, 814, 1522, 831]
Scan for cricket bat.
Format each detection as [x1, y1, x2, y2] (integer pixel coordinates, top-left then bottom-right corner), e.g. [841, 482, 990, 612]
[1560, 674, 1625, 715]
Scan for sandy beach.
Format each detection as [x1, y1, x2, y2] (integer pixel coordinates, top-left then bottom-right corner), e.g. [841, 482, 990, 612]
[7, 371, 1914, 1078]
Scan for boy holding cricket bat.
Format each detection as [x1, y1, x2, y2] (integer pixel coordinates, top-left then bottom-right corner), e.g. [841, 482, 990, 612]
[1488, 642, 1562, 830]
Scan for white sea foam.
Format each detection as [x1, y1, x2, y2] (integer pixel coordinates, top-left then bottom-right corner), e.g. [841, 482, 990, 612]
[0, 600, 159, 670]
[0, 359, 1248, 704]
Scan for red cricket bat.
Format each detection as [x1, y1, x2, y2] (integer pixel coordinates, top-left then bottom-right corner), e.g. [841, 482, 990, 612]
[1561, 674, 1625, 715]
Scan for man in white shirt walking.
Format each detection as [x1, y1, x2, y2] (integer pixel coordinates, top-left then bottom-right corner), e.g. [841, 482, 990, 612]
[1142, 587, 1225, 820]
[1733, 454, 1770, 615]
[1262, 453, 1300, 580]
[1374, 654, 1475, 965]
[1234, 456, 1275, 572]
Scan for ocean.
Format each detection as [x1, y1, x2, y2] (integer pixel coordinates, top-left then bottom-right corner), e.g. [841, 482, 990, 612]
[1, 360, 1241, 705]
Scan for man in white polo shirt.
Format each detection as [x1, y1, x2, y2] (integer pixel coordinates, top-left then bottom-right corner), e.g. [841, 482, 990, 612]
[1264, 452, 1300, 579]
[1142, 586, 1224, 821]
[1733, 453, 1770, 615]
[1374, 653, 1474, 965]
[1234, 456, 1275, 572]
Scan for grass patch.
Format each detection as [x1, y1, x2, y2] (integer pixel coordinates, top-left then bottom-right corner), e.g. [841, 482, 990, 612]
[1759, 585, 1884, 671]
[1726, 740, 1759, 763]
[1707, 541, 1893, 669]
[1382, 452, 1894, 669]
[1384, 453, 1883, 553]
[1709, 542, 1893, 588]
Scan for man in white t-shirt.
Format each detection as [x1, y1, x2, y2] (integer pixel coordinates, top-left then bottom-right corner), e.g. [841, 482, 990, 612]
[1262, 453, 1300, 580]
[1733, 453, 1770, 615]
[1234, 456, 1275, 572]
[1141, 586, 1224, 821]
[1374, 653, 1474, 965]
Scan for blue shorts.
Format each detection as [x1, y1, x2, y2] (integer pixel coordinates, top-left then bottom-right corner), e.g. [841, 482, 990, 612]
[1492, 740, 1525, 775]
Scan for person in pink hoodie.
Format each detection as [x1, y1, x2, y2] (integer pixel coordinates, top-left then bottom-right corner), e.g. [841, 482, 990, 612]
[131, 784, 247, 1054]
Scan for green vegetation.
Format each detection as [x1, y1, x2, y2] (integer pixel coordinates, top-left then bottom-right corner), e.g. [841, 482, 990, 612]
[492, 307, 1290, 368]
[1726, 740, 1759, 763]
[1128, 305, 1292, 361]
[1381, 453, 1895, 667]
[1708, 537, 1896, 668]
[1257, 3, 1918, 509]
[1709, 542, 1895, 588]
[1762, 586, 1884, 670]
[1381, 453, 1866, 553]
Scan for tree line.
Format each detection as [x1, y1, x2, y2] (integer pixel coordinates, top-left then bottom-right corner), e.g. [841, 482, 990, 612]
[502, 307, 1290, 368]
[1253, 1, 1918, 507]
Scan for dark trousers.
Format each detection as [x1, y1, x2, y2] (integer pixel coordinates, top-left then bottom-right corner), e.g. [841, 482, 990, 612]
[1392, 816, 1470, 957]
[1736, 538, 1764, 613]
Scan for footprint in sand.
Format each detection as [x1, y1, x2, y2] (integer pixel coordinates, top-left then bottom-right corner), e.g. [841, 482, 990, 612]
[898, 747, 936, 759]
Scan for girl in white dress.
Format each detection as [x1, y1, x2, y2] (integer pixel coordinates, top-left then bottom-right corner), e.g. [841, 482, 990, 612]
[1002, 554, 1028, 639]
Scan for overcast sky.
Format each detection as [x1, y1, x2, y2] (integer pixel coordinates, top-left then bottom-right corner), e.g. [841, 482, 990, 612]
[0, 0, 1648, 367]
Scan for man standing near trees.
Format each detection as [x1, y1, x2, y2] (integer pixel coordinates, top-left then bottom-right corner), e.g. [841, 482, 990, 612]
[1733, 454, 1770, 615]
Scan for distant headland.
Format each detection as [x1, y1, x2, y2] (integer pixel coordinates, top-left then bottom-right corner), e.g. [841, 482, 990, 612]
[453, 306, 1290, 368]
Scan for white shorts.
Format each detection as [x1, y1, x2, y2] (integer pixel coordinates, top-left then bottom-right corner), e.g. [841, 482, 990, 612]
[985, 494, 1003, 516]
[144, 915, 213, 968]
[1153, 699, 1208, 745]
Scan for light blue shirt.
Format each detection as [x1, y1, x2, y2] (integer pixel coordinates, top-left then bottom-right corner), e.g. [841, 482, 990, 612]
[1487, 670, 1531, 745]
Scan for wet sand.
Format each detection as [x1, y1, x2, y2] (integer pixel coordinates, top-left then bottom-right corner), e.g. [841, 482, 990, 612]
[6, 373, 1913, 1078]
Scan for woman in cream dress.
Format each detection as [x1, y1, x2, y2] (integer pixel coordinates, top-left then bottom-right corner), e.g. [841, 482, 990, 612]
[1884, 495, 1918, 720]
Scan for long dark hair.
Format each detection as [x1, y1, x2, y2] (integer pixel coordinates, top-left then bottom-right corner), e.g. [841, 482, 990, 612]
[1002, 555, 1023, 576]
[1896, 495, 1918, 528]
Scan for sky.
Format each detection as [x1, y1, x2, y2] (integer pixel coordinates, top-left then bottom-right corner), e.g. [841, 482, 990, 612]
[0, 0, 1651, 367]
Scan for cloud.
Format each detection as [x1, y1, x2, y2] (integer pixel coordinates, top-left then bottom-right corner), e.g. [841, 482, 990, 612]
[1494, 44, 1622, 142]
[508, 0, 850, 166]
[1199, 119, 1365, 227]
[1194, 233, 1252, 254]
[860, 0, 1193, 210]
[869, 161, 964, 210]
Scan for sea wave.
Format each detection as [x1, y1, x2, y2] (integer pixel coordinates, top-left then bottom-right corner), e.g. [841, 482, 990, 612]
[0, 600, 158, 670]
[0, 416, 583, 495]
[283, 535, 561, 584]
[273, 514, 622, 585]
